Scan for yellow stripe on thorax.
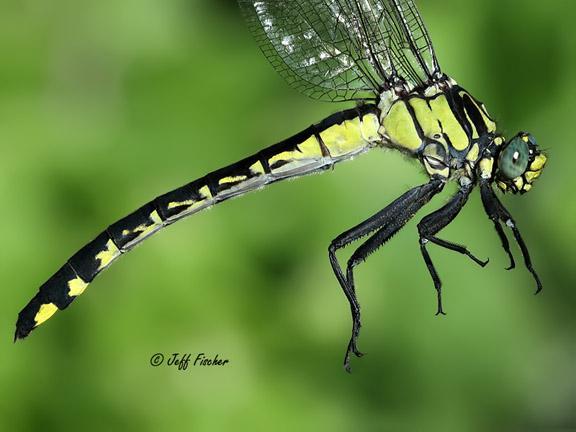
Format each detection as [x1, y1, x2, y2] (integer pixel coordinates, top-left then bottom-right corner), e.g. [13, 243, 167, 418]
[383, 94, 470, 153]
[408, 97, 456, 153]
[382, 101, 421, 151]
[466, 143, 480, 162]
[409, 98, 440, 138]
[464, 92, 497, 133]
[429, 95, 469, 151]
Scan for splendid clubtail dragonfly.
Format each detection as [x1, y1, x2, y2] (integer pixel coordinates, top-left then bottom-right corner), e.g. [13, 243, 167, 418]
[16, 0, 547, 371]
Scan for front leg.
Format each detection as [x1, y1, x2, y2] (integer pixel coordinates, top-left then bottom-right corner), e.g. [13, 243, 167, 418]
[480, 181, 542, 293]
[417, 182, 488, 315]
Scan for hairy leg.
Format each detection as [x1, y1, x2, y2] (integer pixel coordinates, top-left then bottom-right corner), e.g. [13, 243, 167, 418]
[329, 177, 445, 371]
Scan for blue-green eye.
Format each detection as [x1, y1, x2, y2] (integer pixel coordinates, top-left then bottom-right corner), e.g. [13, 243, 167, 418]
[499, 137, 530, 179]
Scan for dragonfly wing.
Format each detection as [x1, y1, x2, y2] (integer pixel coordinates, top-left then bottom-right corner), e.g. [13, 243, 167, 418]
[238, 0, 385, 101]
[336, 0, 442, 89]
[238, 0, 443, 101]
[381, 0, 442, 86]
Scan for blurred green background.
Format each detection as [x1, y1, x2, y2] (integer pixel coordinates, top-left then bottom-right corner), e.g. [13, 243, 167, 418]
[1, 0, 574, 430]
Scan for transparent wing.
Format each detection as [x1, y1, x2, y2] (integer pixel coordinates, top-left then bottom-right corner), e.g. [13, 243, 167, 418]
[383, 0, 441, 84]
[238, 0, 442, 102]
[238, 0, 382, 101]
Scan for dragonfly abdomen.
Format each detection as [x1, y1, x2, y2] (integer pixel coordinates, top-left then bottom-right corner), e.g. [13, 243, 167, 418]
[15, 105, 382, 340]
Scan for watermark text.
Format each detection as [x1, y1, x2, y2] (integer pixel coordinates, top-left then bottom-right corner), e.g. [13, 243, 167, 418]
[149, 352, 230, 371]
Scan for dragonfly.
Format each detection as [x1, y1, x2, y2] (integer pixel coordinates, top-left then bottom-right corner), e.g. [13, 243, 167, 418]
[15, 0, 547, 371]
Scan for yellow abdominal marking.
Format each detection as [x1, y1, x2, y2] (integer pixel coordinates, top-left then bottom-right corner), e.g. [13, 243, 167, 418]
[219, 175, 247, 185]
[249, 160, 265, 175]
[96, 239, 121, 270]
[297, 136, 323, 158]
[34, 303, 58, 326]
[167, 200, 193, 210]
[269, 150, 301, 166]
[168, 185, 213, 210]
[320, 117, 369, 157]
[122, 210, 163, 238]
[359, 113, 381, 142]
[68, 276, 89, 297]
[514, 177, 524, 190]
[199, 185, 212, 200]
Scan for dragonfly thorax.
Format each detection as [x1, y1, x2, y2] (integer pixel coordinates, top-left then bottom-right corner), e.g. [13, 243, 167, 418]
[379, 81, 499, 181]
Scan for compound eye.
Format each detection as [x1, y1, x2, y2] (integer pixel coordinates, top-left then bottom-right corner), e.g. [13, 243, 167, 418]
[499, 136, 530, 179]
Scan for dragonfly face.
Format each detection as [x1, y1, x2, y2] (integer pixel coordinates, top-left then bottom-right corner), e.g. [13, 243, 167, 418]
[495, 133, 547, 194]
[16, 0, 548, 372]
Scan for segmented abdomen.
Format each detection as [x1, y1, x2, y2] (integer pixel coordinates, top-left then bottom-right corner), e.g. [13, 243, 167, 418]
[15, 105, 381, 339]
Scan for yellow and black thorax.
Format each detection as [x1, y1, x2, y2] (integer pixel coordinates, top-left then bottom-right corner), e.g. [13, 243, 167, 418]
[380, 82, 497, 179]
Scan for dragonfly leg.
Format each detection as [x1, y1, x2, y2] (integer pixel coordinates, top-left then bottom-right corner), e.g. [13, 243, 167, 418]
[329, 176, 445, 372]
[480, 182, 542, 293]
[490, 219, 516, 270]
[417, 184, 488, 315]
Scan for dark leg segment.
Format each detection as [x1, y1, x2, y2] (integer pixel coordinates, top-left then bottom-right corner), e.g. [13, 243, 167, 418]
[492, 220, 516, 270]
[329, 177, 445, 372]
[418, 185, 488, 315]
[417, 184, 488, 315]
[480, 182, 542, 293]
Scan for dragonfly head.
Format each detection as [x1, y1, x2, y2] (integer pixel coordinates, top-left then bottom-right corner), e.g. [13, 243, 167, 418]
[495, 132, 547, 194]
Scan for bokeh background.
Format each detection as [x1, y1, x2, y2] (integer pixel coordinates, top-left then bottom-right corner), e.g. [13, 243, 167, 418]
[1, 0, 574, 430]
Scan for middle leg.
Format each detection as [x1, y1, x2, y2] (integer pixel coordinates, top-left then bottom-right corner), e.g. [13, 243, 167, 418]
[417, 183, 488, 315]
